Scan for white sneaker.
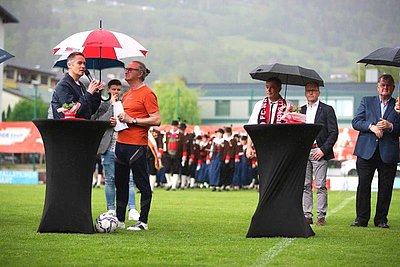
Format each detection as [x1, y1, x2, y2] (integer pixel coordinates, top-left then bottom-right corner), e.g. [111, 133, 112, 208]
[117, 221, 125, 229]
[128, 209, 140, 221]
[127, 221, 148, 231]
[107, 210, 116, 216]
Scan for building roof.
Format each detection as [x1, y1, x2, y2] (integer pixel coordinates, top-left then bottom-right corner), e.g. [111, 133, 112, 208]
[5, 63, 57, 77]
[0, 6, 18, 23]
[3, 86, 52, 103]
[187, 82, 378, 99]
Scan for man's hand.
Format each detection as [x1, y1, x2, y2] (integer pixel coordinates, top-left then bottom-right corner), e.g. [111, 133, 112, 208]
[246, 146, 256, 159]
[87, 80, 104, 94]
[117, 112, 132, 124]
[110, 116, 116, 127]
[376, 118, 393, 132]
[312, 148, 325, 161]
[370, 124, 384, 138]
[110, 92, 119, 104]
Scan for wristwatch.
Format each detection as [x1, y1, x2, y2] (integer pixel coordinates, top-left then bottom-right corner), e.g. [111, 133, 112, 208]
[132, 118, 137, 124]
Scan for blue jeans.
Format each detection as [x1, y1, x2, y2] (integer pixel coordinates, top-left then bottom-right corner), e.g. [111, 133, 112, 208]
[102, 150, 136, 211]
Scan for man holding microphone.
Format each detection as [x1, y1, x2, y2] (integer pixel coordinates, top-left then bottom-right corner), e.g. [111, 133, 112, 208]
[51, 52, 103, 119]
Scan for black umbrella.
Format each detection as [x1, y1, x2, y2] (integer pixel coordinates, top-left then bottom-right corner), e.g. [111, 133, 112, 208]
[0, 48, 14, 64]
[249, 63, 324, 99]
[357, 47, 400, 67]
[357, 47, 400, 101]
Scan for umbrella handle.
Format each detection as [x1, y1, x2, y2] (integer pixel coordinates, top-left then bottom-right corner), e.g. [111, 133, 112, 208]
[101, 92, 111, 102]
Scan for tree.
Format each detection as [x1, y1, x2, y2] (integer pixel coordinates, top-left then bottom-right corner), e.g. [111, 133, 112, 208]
[352, 65, 400, 83]
[152, 79, 201, 125]
[6, 98, 49, 121]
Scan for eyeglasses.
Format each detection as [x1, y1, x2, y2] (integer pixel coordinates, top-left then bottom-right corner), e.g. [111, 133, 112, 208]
[125, 68, 140, 72]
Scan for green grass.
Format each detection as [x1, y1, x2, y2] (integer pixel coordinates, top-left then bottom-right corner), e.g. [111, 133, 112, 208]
[0, 185, 399, 266]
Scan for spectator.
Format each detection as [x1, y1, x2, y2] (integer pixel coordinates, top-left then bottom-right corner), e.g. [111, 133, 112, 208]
[351, 74, 400, 228]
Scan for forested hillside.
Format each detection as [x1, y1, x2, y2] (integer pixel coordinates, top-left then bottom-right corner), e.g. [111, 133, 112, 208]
[2, 0, 400, 83]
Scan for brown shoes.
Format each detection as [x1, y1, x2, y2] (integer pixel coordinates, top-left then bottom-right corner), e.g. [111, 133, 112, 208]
[316, 217, 326, 226]
[305, 217, 313, 225]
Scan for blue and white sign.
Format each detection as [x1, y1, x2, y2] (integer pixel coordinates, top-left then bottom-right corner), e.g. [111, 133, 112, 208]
[0, 170, 38, 184]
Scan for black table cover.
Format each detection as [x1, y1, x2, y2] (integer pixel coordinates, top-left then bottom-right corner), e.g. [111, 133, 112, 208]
[244, 124, 322, 238]
[33, 119, 109, 233]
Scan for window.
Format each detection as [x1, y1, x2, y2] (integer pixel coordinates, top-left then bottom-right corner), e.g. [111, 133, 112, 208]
[215, 100, 230, 116]
[248, 99, 257, 116]
[327, 99, 353, 118]
[5, 69, 14, 80]
[40, 75, 48, 85]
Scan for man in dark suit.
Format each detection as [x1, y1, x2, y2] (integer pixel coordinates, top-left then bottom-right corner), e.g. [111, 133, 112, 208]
[301, 81, 338, 226]
[51, 52, 103, 119]
[351, 74, 400, 228]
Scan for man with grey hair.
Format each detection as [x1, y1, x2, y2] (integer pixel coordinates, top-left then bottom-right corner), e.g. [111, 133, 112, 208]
[50, 52, 103, 119]
[351, 74, 400, 228]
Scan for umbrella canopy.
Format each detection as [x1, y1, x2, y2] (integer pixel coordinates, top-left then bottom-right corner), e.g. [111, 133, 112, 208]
[249, 63, 324, 87]
[53, 54, 125, 70]
[53, 29, 148, 59]
[0, 48, 15, 64]
[357, 47, 400, 67]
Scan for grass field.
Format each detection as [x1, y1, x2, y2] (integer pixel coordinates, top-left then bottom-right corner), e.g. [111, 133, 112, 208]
[0, 185, 399, 266]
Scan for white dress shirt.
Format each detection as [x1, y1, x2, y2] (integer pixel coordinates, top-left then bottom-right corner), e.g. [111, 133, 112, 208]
[306, 100, 319, 124]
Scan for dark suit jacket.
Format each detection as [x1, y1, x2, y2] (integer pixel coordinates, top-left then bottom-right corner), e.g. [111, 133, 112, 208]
[352, 96, 400, 163]
[51, 73, 101, 119]
[301, 101, 339, 160]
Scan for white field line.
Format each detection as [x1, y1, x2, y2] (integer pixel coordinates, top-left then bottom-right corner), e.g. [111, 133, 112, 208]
[327, 195, 356, 217]
[251, 238, 294, 267]
[251, 195, 355, 266]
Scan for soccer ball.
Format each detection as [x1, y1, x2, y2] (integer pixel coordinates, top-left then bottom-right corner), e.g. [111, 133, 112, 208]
[94, 212, 118, 233]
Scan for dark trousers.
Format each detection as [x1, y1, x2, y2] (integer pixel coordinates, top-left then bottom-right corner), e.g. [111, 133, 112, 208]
[163, 154, 181, 175]
[220, 160, 234, 186]
[356, 149, 396, 225]
[115, 143, 152, 223]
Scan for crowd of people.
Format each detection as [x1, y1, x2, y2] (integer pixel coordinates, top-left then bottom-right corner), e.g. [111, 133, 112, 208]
[147, 122, 259, 192]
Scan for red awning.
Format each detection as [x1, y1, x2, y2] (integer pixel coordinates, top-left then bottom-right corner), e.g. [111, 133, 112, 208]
[0, 122, 44, 154]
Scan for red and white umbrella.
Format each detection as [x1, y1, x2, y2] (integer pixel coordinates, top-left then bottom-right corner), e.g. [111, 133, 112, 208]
[53, 28, 148, 59]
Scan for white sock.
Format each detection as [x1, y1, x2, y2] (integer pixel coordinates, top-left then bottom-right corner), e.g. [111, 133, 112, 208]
[96, 174, 102, 186]
[172, 174, 179, 190]
[181, 175, 188, 188]
[190, 178, 195, 188]
[149, 175, 156, 192]
[165, 173, 171, 188]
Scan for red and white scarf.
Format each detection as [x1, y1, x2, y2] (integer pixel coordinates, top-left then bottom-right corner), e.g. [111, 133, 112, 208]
[257, 96, 287, 124]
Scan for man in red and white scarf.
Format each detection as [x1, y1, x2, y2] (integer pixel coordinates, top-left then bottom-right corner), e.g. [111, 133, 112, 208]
[246, 77, 287, 159]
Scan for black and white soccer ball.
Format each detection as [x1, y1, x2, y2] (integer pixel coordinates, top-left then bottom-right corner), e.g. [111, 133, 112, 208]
[94, 212, 118, 233]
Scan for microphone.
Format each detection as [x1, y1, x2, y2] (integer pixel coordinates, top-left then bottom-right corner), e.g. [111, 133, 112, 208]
[85, 69, 111, 101]
[84, 69, 93, 82]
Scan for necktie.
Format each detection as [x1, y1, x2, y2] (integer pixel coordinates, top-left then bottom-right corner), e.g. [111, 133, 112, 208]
[269, 102, 275, 124]
[269, 103, 275, 124]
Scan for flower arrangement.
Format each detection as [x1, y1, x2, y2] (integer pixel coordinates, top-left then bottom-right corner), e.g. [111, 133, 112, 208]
[281, 104, 306, 124]
[395, 97, 400, 114]
[56, 102, 81, 119]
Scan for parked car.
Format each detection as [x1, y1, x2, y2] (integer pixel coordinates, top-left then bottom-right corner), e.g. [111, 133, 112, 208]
[341, 159, 400, 177]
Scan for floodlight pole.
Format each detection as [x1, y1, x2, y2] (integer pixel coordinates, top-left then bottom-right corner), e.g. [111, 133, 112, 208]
[32, 80, 40, 120]
[31, 80, 40, 172]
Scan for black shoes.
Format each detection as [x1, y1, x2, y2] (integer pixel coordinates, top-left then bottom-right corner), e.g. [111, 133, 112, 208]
[351, 220, 390, 228]
[350, 221, 368, 227]
[375, 222, 389, 228]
